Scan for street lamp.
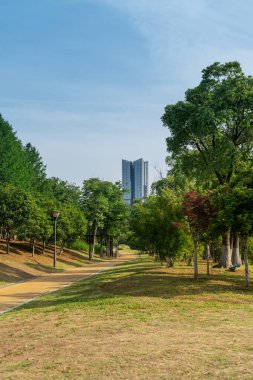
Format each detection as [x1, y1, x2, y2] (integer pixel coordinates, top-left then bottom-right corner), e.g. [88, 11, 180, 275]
[52, 210, 60, 268]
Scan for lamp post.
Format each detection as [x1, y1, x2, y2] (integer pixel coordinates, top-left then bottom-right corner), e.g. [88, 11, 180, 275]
[52, 210, 60, 268]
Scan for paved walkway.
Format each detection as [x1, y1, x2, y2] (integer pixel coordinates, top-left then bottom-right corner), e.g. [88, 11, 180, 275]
[0, 252, 136, 314]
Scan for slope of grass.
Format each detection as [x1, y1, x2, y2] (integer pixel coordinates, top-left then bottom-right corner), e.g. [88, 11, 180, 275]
[0, 240, 110, 284]
[0, 256, 253, 379]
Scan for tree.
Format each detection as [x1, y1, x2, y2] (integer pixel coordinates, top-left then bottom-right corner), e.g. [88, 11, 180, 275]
[182, 192, 214, 278]
[44, 177, 81, 208]
[81, 179, 110, 259]
[22, 198, 53, 256]
[56, 205, 87, 254]
[129, 189, 186, 265]
[0, 115, 33, 191]
[213, 186, 253, 286]
[162, 61, 253, 266]
[81, 179, 128, 259]
[102, 182, 128, 257]
[0, 184, 32, 253]
[24, 143, 47, 192]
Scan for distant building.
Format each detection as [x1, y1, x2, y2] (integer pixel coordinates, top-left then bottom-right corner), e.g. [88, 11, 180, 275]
[122, 158, 149, 205]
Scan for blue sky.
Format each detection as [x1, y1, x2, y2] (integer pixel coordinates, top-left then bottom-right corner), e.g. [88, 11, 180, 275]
[1, 0, 253, 186]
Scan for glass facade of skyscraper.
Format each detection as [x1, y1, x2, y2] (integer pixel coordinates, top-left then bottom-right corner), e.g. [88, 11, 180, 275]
[122, 158, 149, 205]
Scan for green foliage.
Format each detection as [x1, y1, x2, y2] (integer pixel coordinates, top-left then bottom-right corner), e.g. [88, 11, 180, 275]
[44, 177, 81, 208]
[129, 189, 187, 262]
[212, 186, 253, 236]
[118, 244, 130, 251]
[81, 178, 128, 238]
[21, 198, 53, 243]
[70, 240, 89, 252]
[81, 178, 110, 231]
[0, 115, 33, 191]
[0, 184, 32, 236]
[57, 205, 87, 246]
[24, 143, 47, 192]
[162, 61, 253, 187]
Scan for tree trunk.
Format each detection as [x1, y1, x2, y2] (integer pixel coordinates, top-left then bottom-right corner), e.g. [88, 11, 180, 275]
[167, 257, 174, 267]
[42, 241, 46, 255]
[230, 233, 233, 255]
[91, 225, 97, 259]
[232, 232, 242, 266]
[206, 243, 210, 275]
[60, 243, 64, 255]
[110, 237, 113, 257]
[115, 240, 119, 257]
[212, 240, 219, 263]
[6, 235, 10, 254]
[100, 235, 104, 258]
[243, 236, 249, 288]
[88, 232, 92, 261]
[106, 236, 110, 257]
[187, 256, 193, 266]
[193, 239, 198, 279]
[220, 232, 232, 268]
[32, 240, 35, 257]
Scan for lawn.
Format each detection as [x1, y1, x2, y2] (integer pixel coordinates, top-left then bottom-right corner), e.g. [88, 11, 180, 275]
[0, 255, 253, 379]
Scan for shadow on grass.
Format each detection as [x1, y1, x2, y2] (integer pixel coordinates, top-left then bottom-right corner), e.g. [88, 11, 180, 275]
[18, 258, 253, 312]
[0, 263, 36, 282]
[25, 262, 65, 273]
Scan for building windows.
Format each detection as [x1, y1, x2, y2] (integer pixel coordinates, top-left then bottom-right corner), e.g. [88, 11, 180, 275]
[122, 158, 149, 205]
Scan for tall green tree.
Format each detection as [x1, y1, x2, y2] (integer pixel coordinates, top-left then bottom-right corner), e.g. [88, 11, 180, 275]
[81, 178, 110, 259]
[56, 205, 87, 254]
[102, 182, 128, 257]
[0, 115, 32, 190]
[0, 184, 32, 253]
[129, 189, 186, 265]
[162, 61, 253, 266]
[24, 143, 47, 192]
[182, 191, 214, 278]
[44, 177, 81, 208]
[22, 198, 53, 256]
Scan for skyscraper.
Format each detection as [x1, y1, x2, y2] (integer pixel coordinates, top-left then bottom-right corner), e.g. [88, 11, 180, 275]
[122, 158, 149, 205]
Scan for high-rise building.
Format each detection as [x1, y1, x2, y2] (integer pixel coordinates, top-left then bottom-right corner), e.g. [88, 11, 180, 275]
[122, 158, 149, 205]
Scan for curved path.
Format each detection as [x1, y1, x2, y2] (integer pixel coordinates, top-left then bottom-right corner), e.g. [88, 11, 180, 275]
[0, 252, 136, 314]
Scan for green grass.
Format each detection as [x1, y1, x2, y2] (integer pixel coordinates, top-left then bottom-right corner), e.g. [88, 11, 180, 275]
[1, 256, 253, 379]
[70, 239, 106, 255]
[70, 239, 90, 251]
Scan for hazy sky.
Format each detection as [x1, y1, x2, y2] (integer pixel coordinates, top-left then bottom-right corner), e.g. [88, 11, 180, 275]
[1, 0, 253, 186]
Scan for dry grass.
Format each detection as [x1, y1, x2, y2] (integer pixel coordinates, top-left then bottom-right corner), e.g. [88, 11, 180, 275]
[0, 256, 253, 379]
[0, 240, 107, 285]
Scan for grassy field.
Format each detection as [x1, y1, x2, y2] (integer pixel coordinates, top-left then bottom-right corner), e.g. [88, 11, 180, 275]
[0, 255, 253, 379]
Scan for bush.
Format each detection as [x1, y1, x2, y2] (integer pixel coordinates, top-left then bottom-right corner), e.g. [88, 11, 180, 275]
[94, 243, 106, 255]
[118, 244, 130, 251]
[70, 240, 89, 252]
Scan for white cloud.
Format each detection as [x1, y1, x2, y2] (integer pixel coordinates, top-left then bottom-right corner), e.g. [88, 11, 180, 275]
[99, 0, 253, 84]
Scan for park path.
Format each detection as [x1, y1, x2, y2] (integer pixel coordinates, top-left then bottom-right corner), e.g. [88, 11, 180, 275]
[0, 252, 136, 314]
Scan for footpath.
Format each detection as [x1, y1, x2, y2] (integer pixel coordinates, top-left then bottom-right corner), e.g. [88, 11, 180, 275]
[0, 251, 136, 314]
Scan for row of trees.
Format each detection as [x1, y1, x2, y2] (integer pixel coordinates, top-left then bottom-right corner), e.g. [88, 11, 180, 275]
[129, 61, 253, 286]
[0, 115, 128, 260]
